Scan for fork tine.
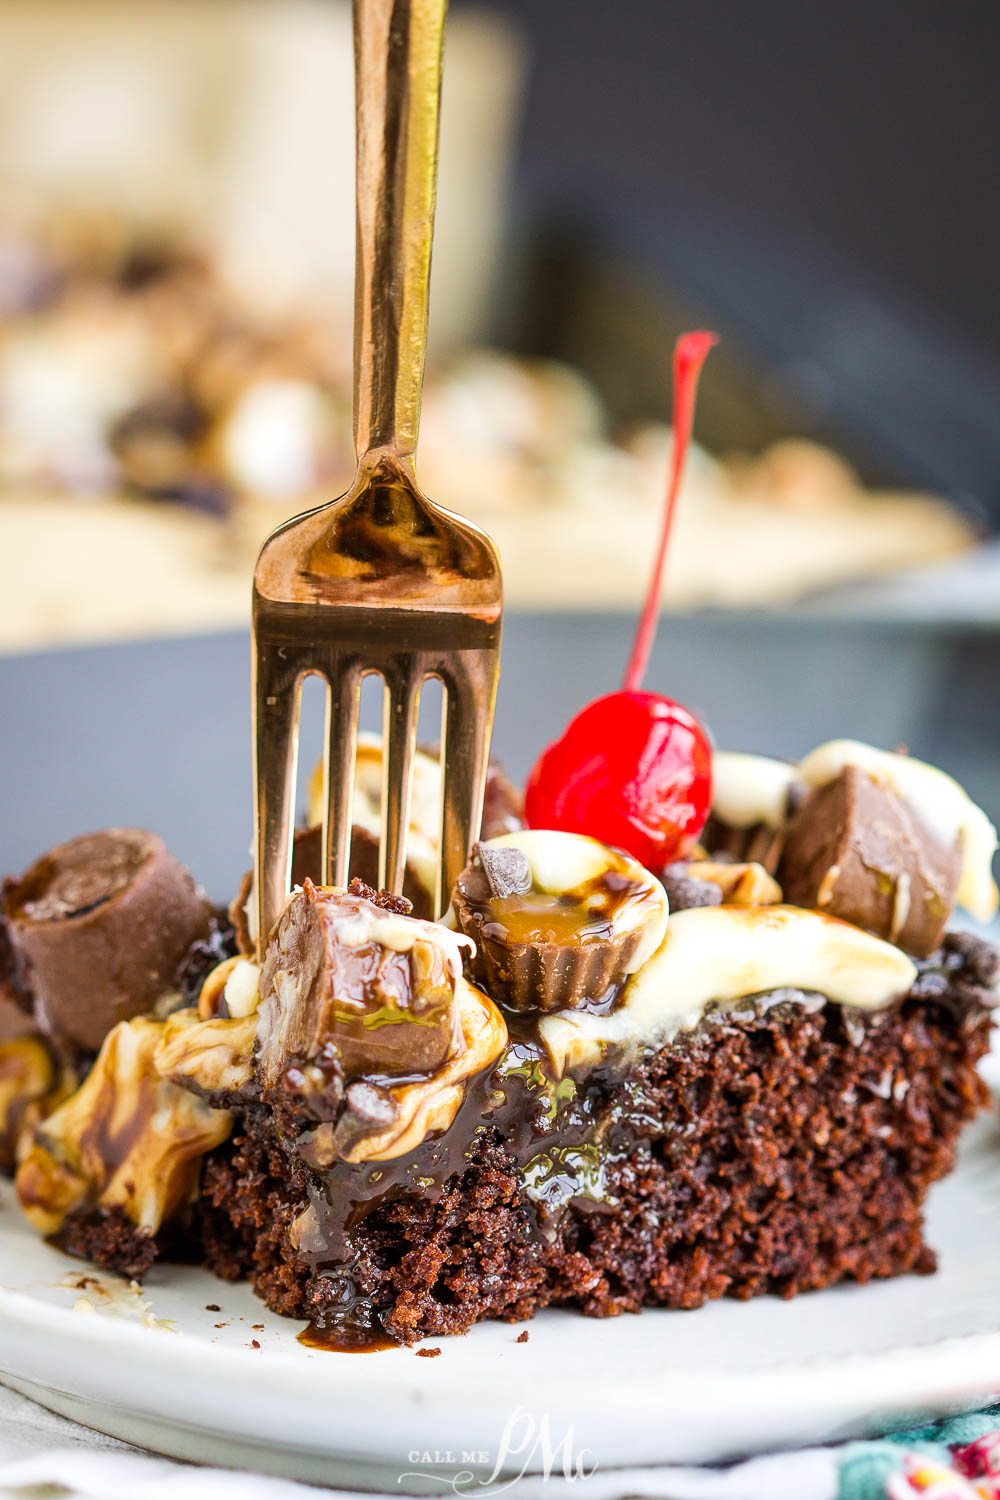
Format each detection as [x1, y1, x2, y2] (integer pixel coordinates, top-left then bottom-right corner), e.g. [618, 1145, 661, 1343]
[323, 661, 363, 889]
[254, 651, 302, 958]
[380, 665, 423, 894]
[438, 660, 497, 916]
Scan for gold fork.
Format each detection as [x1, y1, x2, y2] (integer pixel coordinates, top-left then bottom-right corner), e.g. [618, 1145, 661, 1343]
[251, 0, 503, 952]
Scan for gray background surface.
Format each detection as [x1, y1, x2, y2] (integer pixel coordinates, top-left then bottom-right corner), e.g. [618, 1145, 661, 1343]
[2, 614, 998, 902]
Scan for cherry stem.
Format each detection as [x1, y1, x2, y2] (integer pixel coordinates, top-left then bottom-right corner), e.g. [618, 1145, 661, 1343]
[621, 330, 718, 694]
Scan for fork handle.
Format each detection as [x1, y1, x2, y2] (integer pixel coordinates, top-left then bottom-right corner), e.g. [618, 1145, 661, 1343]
[352, 0, 446, 467]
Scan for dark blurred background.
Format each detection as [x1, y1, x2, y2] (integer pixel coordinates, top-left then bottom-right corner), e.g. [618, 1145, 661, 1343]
[1, 0, 999, 884]
[493, 0, 1000, 357]
[480, 0, 1000, 504]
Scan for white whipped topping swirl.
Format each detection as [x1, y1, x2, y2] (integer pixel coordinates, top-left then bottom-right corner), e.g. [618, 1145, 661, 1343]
[538, 904, 917, 1075]
[711, 752, 799, 832]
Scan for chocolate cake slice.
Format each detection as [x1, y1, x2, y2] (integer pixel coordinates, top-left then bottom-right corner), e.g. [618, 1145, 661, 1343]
[189, 869, 993, 1347]
[6, 738, 999, 1350]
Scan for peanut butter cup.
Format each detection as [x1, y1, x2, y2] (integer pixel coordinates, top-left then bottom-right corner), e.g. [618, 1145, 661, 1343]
[452, 830, 668, 1012]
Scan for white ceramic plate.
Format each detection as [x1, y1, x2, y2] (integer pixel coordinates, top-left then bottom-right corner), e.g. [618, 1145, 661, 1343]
[2, 1095, 1000, 1488]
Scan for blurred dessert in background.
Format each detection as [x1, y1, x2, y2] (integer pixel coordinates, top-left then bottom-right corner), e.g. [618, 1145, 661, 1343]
[0, 214, 977, 650]
[0, 0, 981, 648]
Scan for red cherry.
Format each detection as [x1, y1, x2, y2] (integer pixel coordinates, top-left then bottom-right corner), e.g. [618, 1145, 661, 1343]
[524, 691, 713, 869]
[524, 331, 718, 871]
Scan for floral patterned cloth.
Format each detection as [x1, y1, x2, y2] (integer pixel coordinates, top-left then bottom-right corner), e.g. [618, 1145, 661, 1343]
[840, 1407, 1000, 1499]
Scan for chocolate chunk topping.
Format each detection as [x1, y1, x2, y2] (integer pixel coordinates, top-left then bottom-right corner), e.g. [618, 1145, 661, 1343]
[4, 829, 210, 1054]
[330, 1081, 400, 1155]
[257, 883, 462, 1090]
[473, 843, 532, 901]
[9, 833, 149, 922]
[175, 910, 239, 1010]
[779, 767, 962, 957]
[942, 930, 1000, 988]
[660, 864, 724, 911]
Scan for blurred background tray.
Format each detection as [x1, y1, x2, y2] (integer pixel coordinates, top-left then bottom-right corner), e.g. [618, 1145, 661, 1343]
[1, 0, 999, 653]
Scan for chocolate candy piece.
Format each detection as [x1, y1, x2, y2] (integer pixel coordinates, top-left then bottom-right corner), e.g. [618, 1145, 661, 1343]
[329, 1079, 399, 1156]
[660, 864, 723, 911]
[474, 843, 532, 900]
[4, 829, 211, 1054]
[256, 881, 465, 1094]
[453, 832, 668, 1013]
[779, 767, 962, 957]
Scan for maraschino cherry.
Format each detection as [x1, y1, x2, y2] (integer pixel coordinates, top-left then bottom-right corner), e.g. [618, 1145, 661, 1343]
[524, 331, 718, 871]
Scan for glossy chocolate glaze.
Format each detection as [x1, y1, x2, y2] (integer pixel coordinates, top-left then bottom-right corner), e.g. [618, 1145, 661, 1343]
[298, 1323, 399, 1352]
[277, 1021, 619, 1343]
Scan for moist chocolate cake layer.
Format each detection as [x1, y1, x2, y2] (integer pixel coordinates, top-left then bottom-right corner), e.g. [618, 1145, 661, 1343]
[183, 944, 990, 1346]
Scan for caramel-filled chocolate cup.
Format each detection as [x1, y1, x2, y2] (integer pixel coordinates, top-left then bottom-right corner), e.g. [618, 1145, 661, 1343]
[4, 829, 210, 1054]
[452, 832, 668, 1013]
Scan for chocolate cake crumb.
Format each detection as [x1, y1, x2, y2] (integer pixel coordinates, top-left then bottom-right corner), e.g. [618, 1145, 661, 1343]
[60, 1207, 158, 1280]
[345, 877, 412, 916]
[251, 1339, 260, 1349]
[205, 1303, 220, 1312]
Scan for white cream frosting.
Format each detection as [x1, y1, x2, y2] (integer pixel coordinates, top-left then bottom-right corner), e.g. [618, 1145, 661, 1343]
[221, 958, 261, 1019]
[711, 752, 799, 831]
[483, 829, 669, 964]
[799, 740, 998, 921]
[538, 904, 917, 1075]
